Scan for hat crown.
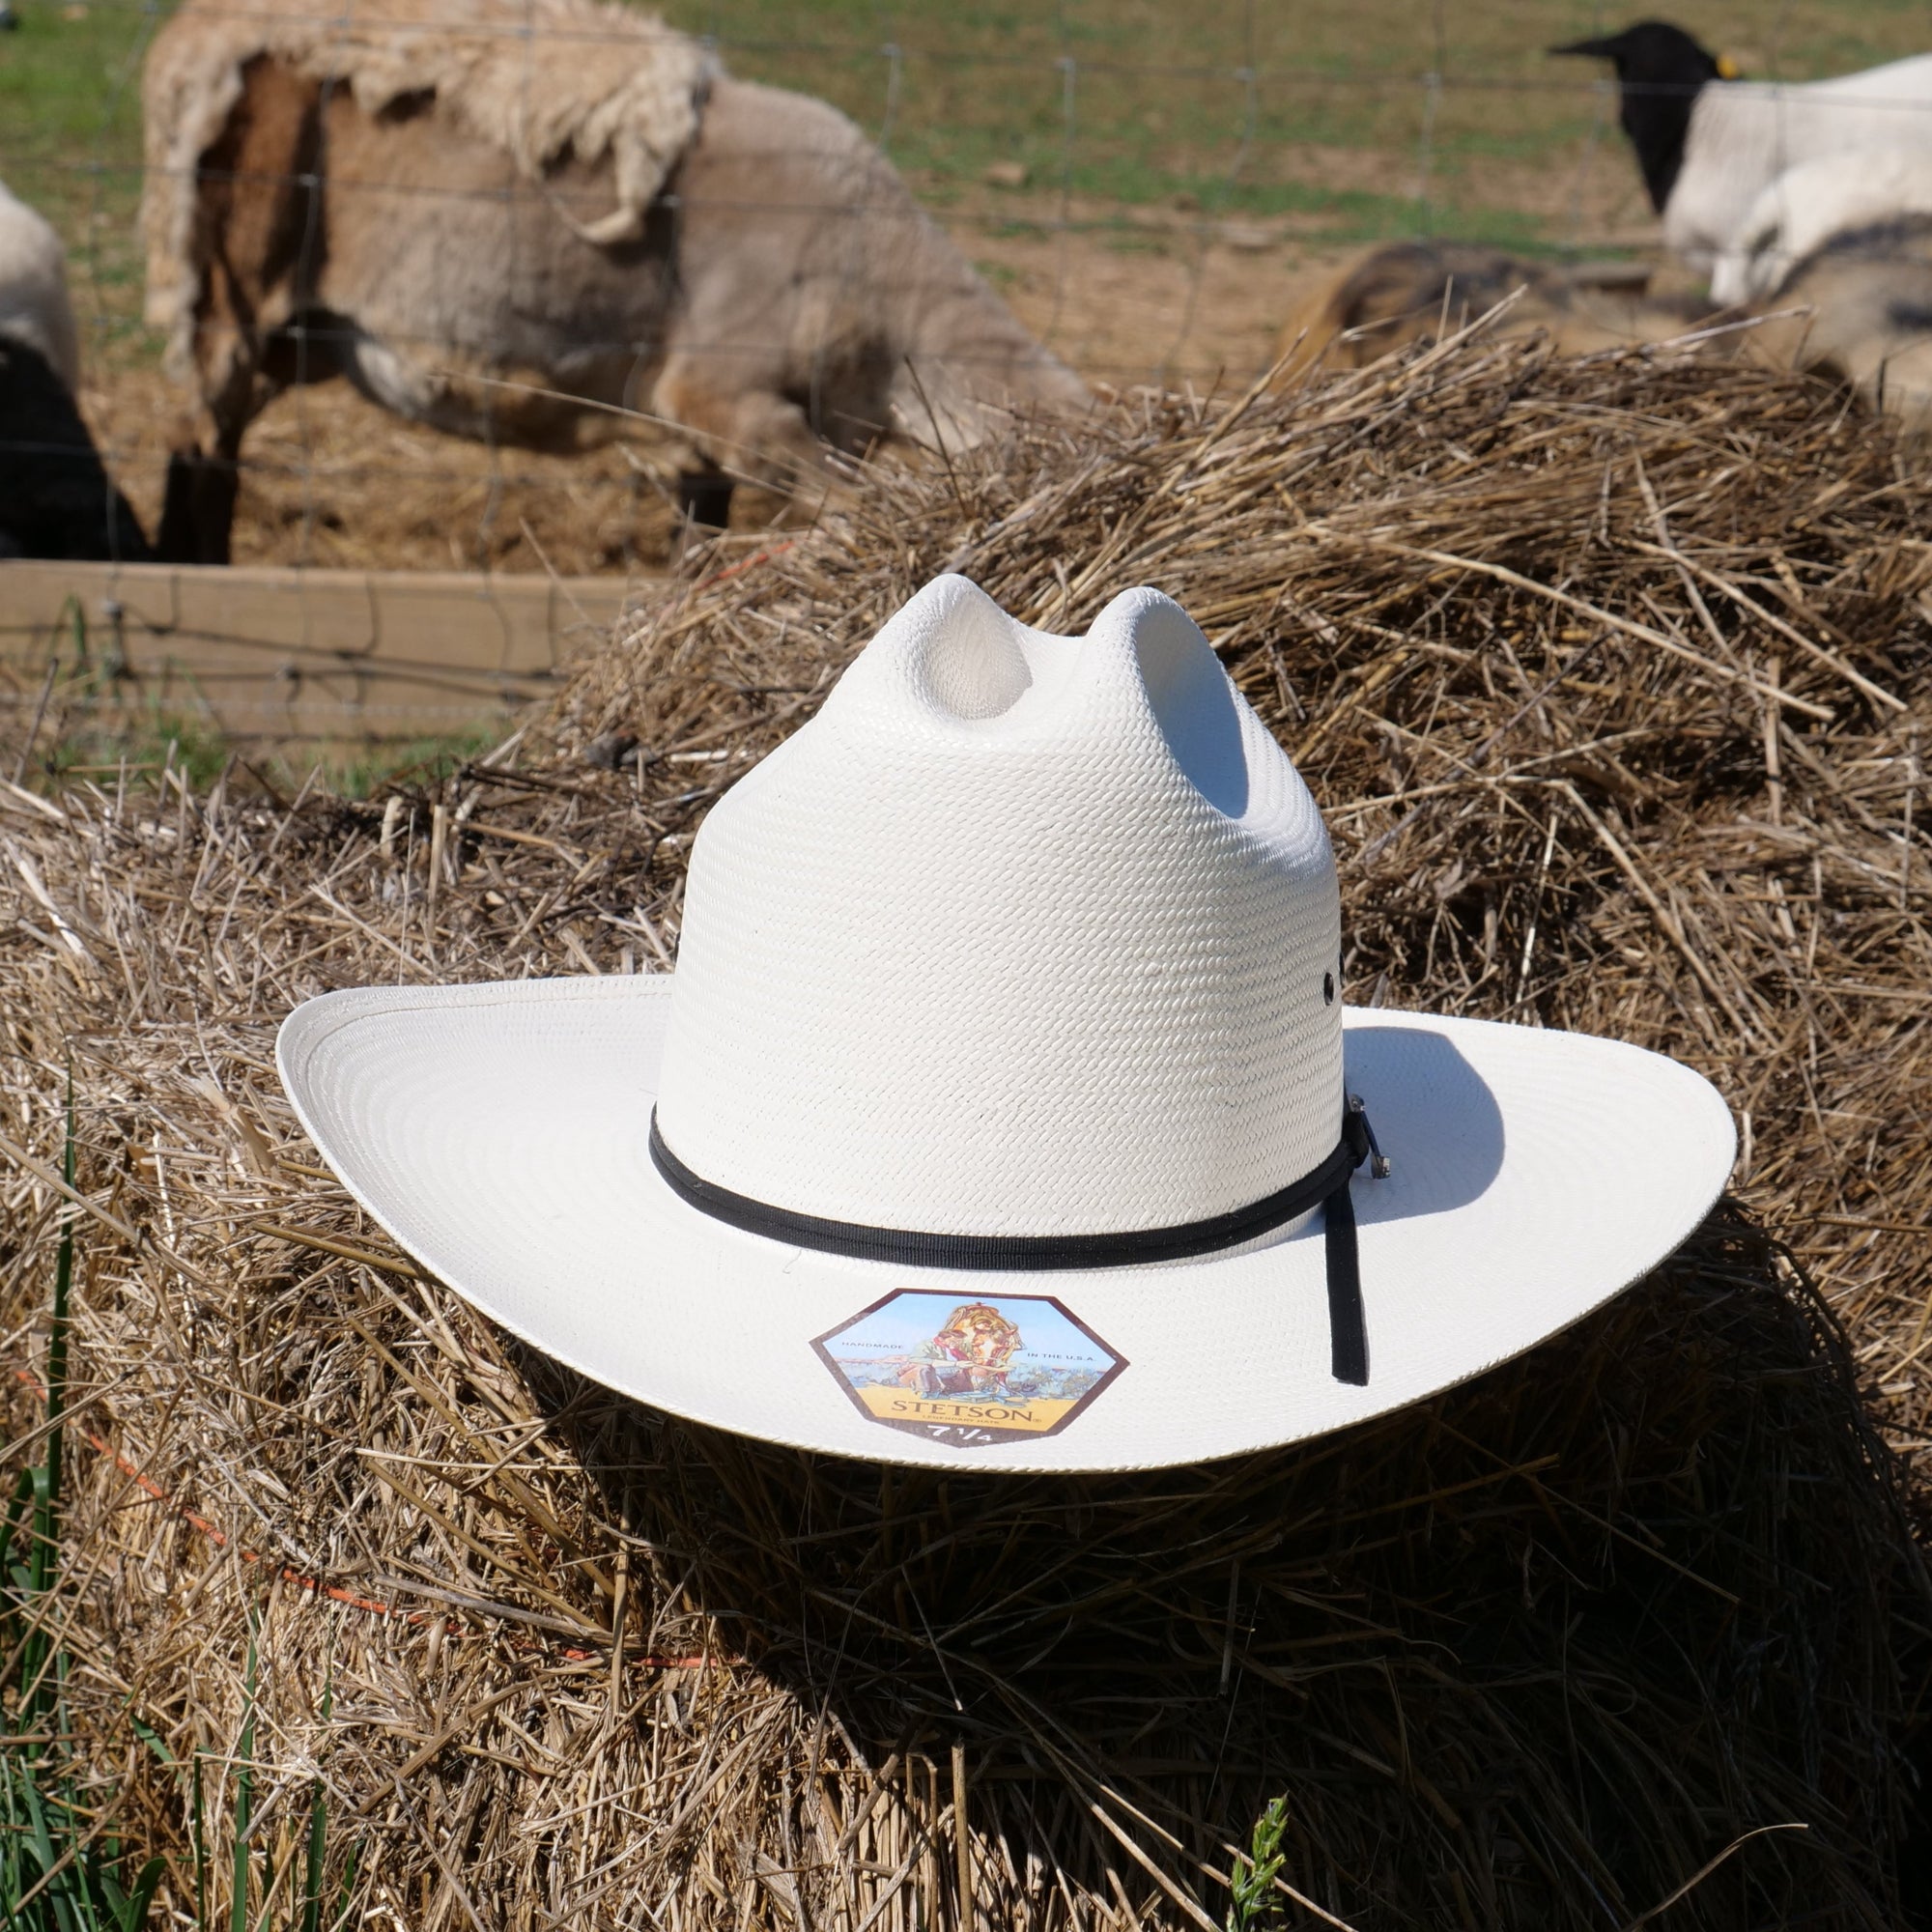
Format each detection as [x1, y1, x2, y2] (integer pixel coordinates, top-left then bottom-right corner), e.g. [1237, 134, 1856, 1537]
[653, 576, 1342, 1237]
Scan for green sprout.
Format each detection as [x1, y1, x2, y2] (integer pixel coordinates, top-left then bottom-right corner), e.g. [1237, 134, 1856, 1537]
[1227, 1797, 1291, 1932]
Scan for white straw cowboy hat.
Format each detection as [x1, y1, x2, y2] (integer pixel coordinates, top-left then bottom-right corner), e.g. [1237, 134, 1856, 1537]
[278, 575, 1734, 1471]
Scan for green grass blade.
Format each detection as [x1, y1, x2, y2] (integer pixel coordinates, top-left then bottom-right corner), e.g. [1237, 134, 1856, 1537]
[43, 1066, 74, 1527]
[123, 1722, 171, 1772]
[191, 1756, 206, 1932]
[23, 1071, 77, 1739]
[229, 1633, 256, 1932]
[116, 1859, 164, 1932]
[15, 1762, 66, 1923]
[300, 1776, 326, 1932]
[19, 1468, 53, 1729]
[1225, 1797, 1289, 1932]
[0, 1077, 165, 1932]
[97, 1856, 128, 1920]
[327, 1842, 359, 1932]
[300, 1634, 336, 1932]
[0, 1468, 37, 1615]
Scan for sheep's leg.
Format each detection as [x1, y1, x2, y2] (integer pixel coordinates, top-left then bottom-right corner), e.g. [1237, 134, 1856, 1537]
[674, 469, 736, 532]
[156, 372, 255, 566]
[156, 435, 236, 565]
[158, 57, 324, 565]
[650, 355, 831, 510]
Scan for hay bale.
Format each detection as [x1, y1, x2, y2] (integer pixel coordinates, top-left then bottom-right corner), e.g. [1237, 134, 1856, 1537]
[4, 329, 1932, 1927]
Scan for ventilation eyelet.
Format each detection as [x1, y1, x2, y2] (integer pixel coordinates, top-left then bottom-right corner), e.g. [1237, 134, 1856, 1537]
[1322, 972, 1335, 1006]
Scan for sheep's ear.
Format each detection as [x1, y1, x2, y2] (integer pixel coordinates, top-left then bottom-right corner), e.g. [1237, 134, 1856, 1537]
[1548, 35, 1621, 59]
[1716, 52, 1742, 78]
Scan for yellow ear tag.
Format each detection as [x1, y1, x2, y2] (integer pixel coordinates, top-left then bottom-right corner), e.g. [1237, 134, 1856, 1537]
[1716, 53, 1741, 79]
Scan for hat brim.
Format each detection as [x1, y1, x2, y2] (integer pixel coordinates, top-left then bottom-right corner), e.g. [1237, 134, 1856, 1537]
[276, 977, 1735, 1471]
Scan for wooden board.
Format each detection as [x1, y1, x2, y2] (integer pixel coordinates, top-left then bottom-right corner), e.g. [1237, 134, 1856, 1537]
[0, 559, 647, 751]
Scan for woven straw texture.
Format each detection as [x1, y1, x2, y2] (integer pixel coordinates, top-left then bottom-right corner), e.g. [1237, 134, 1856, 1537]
[655, 578, 1344, 1235]
[277, 576, 1735, 1470]
[277, 981, 1735, 1469]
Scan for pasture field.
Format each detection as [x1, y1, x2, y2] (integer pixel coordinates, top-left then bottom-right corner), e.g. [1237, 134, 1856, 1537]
[1, 0, 1928, 576]
[8, 0, 1929, 314]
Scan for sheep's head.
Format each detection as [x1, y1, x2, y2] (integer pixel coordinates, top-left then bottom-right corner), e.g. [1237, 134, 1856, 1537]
[1549, 18, 1733, 213]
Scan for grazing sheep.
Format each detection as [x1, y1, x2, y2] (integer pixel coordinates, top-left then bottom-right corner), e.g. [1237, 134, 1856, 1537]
[0, 177, 150, 561]
[1711, 149, 1932, 305]
[1745, 215, 1932, 437]
[0, 177, 80, 394]
[1272, 232, 1932, 445]
[1552, 21, 1932, 276]
[1271, 242, 1714, 378]
[142, 0, 1089, 563]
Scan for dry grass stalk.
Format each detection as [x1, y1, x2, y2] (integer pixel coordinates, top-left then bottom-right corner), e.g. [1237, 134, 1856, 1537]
[3, 323, 1932, 1928]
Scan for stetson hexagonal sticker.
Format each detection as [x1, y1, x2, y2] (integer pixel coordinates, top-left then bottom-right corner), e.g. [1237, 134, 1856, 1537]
[812, 1290, 1126, 1447]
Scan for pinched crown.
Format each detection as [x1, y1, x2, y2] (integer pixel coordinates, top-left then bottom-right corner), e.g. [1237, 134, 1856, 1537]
[652, 576, 1343, 1237]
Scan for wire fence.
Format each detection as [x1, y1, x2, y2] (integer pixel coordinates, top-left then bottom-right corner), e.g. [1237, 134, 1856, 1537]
[2, 0, 1929, 759]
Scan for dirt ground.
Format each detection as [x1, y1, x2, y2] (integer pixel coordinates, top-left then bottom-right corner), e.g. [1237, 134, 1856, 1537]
[88, 363, 711, 580]
[81, 211, 1441, 578]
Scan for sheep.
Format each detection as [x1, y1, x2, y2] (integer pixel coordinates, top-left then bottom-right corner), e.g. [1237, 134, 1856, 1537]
[0, 177, 80, 395]
[1711, 149, 1932, 305]
[1271, 231, 1932, 445]
[141, 0, 1089, 564]
[0, 176, 150, 561]
[1270, 242, 1716, 378]
[1552, 20, 1932, 277]
[1743, 214, 1932, 437]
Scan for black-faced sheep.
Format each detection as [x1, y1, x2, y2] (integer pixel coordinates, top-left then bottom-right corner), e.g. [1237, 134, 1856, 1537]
[1552, 20, 1932, 276]
[141, 0, 1090, 564]
[1, 176, 79, 399]
[0, 178, 151, 562]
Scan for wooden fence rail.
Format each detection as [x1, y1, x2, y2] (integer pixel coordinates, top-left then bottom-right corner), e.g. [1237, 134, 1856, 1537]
[0, 559, 644, 758]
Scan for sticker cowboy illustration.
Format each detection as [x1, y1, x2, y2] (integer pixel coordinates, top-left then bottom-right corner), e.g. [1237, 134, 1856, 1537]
[812, 1291, 1126, 1445]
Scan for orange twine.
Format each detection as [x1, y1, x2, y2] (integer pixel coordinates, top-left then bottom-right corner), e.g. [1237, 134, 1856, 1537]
[690, 540, 797, 593]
